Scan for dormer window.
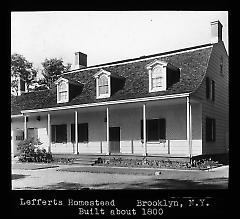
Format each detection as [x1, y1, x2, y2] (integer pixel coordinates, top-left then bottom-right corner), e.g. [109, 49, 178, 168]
[94, 69, 111, 99]
[99, 74, 109, 95]
[151, 65, 164, 89]
[55, 78, 69, 103]
[146, 60, 167, 92]
[146, 59, 180, 93]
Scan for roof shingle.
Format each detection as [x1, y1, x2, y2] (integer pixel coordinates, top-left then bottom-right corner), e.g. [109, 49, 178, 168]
[11, 44, 213, 115]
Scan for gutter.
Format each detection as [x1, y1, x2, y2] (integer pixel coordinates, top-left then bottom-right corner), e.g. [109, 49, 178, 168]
[21, 92, 190, 114]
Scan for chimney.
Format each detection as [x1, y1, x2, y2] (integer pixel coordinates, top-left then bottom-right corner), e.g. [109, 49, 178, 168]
[211, 20, 223, 44]
[74, 52, 87, 70]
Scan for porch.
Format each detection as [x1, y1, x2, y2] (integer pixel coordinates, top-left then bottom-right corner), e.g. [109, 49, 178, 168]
[11, 95, 202, 158]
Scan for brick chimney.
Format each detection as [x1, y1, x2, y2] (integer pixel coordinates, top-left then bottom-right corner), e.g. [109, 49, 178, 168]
[211, 20, 223, 44]
[73, 52, 87, 70]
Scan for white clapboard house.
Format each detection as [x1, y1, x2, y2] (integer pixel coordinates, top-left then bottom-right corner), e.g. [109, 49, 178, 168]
[11, 21, 229, 159]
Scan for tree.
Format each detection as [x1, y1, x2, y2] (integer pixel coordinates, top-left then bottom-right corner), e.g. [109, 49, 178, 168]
[41, 58, 71, 88]
[11, 53, 37, 95]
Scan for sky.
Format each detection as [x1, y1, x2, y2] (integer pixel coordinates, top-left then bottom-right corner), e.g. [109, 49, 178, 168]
[11, 11, 228, 78]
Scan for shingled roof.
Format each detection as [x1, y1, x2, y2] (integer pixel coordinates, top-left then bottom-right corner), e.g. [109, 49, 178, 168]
[11, 44, 213, 115]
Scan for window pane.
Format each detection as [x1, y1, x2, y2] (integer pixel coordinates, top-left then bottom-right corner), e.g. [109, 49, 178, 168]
[59, 91, 67, 101]
[211, 80, 215, 101]
[52, 124, 67, 143]
[206, 118, 215, 142]
[152, 78, 162, 88]
[99, 75, 108, 86]
[152, 66, 162, 78]
[59, 82, 67, 92]
[141, 119, 166, 141]
[71, 123, 88, 142]
[99, 85, 108, 95]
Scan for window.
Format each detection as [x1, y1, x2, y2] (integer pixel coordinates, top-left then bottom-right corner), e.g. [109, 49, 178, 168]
[94, 70, 111, 99]
[51, 124, 67, 143]
[27, 128, 38, 141]
[206, 118, 216, 142]
[141, 118, 166, 141]
[206, 77, 215, 101]
[220, 56, 224, 76]
[57, 81, 68, 103]
[99, 74, 109, 95]
[71, 123, 88, 142]
[146, 60, 167, 92]
[151, 65, 163, 89]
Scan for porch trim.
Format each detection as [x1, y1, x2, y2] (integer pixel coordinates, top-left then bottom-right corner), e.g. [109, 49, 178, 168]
[75, 110, 78, 154]
[47, 113, 51, 153]
[11, 114, 23, 118]
[24, 115, 27, 139]
[21, 92, 190, 114]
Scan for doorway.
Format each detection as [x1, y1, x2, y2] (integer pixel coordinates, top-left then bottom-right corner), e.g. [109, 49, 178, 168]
[109, 127, 120, 153]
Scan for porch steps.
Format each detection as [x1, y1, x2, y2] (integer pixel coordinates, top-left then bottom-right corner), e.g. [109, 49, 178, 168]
[72, 155, 102, 166]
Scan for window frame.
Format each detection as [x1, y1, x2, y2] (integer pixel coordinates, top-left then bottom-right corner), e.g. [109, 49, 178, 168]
[51, 124, 67, 143]
[71, 123, 89, 143]
[220, 56, 224, 76]
[141, 118, 166, 142]
[206, 77, 215, 102]
[94, 70, 111, 99]
[206, 117, 216, 142]
[146, 60, 167, 93]
[57, 79, 69, 103]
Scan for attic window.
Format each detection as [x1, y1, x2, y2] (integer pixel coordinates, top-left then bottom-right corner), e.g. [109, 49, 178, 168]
[146, 60, 167, 92]
[94, 69, 111, 99]
[151, 65, 164, 89]
[99, 74, 109, 95]
[220, 56, 224, 76]
[57, 80, 69, 103]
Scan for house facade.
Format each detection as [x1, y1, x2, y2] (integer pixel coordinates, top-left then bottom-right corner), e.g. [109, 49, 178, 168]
[11, 21, 229, 158]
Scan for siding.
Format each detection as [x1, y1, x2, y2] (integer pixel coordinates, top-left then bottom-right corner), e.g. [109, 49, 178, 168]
[193, 41, 229, 154]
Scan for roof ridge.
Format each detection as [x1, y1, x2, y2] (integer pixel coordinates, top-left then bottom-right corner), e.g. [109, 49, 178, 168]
[64, 43, 213, 75]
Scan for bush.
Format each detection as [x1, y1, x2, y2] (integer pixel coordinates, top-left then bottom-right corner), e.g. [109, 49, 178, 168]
[17, 138, 53, 163]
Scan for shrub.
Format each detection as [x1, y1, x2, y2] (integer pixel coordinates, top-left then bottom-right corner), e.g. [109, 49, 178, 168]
[17, 138, 53, 163]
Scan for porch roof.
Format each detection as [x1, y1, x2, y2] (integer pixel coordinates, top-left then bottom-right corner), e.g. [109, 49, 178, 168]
[11, 43, 213, 115]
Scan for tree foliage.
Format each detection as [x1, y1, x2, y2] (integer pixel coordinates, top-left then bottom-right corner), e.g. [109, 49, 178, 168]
[11, 53, 37, 95]
[41, 58, 71, 88]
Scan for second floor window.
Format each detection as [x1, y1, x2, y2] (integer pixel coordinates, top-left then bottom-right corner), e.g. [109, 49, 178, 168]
[98, 74, 109, 96]
[58, 81, 68, 103]
[220, 56, 224, 76]
[151, 65, 163, 89]
[206, 77, 215, 101]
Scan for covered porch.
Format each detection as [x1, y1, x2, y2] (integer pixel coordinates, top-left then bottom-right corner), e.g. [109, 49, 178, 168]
[11, 94, 202, 158]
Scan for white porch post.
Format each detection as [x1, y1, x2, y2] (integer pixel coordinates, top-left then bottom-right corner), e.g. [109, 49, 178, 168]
[47, 113, 51, 153]
[24, 115, 27, 139]
[75, 110, 78, 154]
[143, 104, 147, 156]
[106, 107, 110, 155]
[186, 96, 192, 160]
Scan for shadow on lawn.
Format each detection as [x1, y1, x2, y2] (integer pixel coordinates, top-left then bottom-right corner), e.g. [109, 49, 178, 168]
[21, 177, 228, 190]
[12, 174, 29, 180]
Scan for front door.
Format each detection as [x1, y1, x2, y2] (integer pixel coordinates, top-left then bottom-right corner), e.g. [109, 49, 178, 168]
[109, 127, 120, 153]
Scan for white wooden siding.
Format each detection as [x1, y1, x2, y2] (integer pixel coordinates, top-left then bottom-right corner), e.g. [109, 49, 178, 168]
[193, 41, 229, 154]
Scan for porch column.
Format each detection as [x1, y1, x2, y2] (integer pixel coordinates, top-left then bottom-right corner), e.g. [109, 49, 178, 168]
[143, 104, 147, 156]
[47, 113, 51, 153]
[186, 96, 192, 160]
[106, 107, 110, 155]
[75, 110, 79, 154]
[24, 115, 27, 139]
